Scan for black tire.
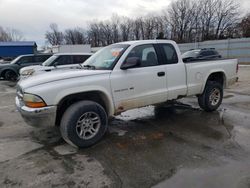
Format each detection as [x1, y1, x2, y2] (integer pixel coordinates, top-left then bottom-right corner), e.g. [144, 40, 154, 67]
[4, 70, 18, 81]
[197, 94, 206, 109]
[198, 81, 223, 112]
[60, 100, 108, 148]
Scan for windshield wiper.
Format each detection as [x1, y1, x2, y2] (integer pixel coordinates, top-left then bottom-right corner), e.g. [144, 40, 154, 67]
[83, 65, 96, 70]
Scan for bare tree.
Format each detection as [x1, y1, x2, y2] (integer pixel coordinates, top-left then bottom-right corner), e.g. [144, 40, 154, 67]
[110, 15, 120, 43]
[87, 22, 102, 47]
[0, 26, 11, 41]
[64, 27, 86, 44]
[0, 26, 24, 41]
[119, 17, 133, 41]
[132, 18, 144, 40]
[240, 14, 250, 37]
[214, 0, 239, 39]
[61, 0, 241, 47]
[166, 0, 194, 42]
[45, 23, 64, 45]
[99, 21, 113, 45]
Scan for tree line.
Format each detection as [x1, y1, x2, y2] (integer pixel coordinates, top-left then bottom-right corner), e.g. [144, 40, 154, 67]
[46, 0, 247, 47]
[0, 26, 24, 42]
[1, 0, 250, 46]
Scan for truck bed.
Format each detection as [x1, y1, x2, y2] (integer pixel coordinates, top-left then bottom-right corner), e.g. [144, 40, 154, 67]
[185, 58, 238, 96]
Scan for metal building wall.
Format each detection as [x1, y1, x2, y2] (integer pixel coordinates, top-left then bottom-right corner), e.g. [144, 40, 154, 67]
[178, 38, 250, 64]
[0, 46, 34, 57]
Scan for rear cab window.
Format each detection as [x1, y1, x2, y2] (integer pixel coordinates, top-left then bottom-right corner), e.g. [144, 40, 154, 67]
[159, 44, 178, 64]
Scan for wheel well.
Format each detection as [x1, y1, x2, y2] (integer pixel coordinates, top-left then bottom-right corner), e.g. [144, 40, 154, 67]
[55, 91, 109, 126]
[0, 69, 8, 77]
[0, 69, 16, 78]
[206, 72, 225, 87]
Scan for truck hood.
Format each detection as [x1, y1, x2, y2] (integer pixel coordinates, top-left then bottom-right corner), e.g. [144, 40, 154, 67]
[18, 69, 111, 89]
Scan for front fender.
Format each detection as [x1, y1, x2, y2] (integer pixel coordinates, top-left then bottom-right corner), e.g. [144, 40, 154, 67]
[54, 86, 115, 116]
[0, 67, 18, 76]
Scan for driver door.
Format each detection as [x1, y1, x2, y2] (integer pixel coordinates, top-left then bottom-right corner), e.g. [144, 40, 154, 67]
[110, 44, 168, 113]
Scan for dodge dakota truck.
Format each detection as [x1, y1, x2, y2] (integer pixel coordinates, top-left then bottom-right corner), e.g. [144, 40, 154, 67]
[16, 40, 238, 148]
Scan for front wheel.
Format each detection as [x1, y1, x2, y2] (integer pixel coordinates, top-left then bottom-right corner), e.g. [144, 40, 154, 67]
[4, 70, 18, 81]
[198, 81, 223, 112]
[60, 100, 108, 148]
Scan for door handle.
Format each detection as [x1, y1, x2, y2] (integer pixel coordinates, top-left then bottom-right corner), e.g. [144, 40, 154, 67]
[157, 72, 165, 77]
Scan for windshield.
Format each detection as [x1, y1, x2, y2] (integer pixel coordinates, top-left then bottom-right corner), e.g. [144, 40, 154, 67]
[83, 44, 129, 70]
[42, 55, 59, 66]
[10, 56, 22, 64]
[182, 50, 200, 59]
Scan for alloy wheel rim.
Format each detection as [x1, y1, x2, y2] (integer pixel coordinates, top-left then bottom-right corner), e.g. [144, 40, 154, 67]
[76, 112, 101, 140]
[209, 88, 221, 106]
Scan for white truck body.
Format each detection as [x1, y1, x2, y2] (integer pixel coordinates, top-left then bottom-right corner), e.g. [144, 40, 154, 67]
[16, 40, 238, 147]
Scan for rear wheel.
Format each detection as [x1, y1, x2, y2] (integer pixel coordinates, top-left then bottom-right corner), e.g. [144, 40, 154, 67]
[198, 81, 223, 112]
[4, 70, 18, 81]
[60, 100, 108, 148]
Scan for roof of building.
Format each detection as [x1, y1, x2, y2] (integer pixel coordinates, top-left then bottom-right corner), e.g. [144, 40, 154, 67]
[0, 41, 37, 47]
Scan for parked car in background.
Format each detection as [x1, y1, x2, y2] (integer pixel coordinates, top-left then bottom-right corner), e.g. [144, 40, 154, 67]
[16, 40, 238, 148]
[182, 48, 222, 62]
[0, 54, 51, 81]
[20, 53, 92, 79]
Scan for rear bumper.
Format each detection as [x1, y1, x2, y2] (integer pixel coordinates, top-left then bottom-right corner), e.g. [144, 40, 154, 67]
[15, 97, 57, 127]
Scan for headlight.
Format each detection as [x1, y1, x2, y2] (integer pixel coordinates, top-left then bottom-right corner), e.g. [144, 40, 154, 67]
[21, 69, 35, 76]
[23, 93, 47, 108]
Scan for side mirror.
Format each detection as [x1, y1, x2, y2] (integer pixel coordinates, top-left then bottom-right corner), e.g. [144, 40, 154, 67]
[121, 57, 141, 70]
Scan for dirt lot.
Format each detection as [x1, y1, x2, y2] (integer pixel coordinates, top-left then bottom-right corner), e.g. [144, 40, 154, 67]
[0, 66, 250, 188]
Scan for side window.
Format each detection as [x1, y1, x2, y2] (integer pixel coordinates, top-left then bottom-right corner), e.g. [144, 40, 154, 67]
[55, 56, 72, 65]
[161, 44, 178, 64]
[34, 56, 49, 63]
[18, 56, 33, 64]
[200, 51, 212, 57]
[72, 55, 90, 64]
[209, 51, 216, 56]
[126, 44, 159, 67]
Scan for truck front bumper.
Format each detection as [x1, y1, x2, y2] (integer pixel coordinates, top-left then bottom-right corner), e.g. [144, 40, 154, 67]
[15, 97, 57, 127]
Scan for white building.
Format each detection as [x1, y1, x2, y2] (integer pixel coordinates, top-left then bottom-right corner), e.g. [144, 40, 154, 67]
[52, 44, 91, 53]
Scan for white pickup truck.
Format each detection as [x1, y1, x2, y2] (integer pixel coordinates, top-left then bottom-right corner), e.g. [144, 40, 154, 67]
[16, 40, 238, 148]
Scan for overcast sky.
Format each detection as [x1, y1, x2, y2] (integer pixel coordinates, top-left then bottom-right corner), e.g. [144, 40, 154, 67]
[0, 0, 249, 46]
